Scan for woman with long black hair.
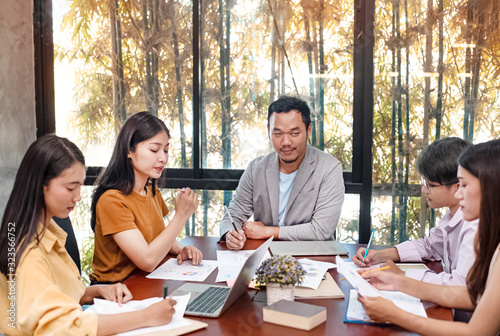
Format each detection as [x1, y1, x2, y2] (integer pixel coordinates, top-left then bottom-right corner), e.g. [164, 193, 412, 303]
[90, 112, 201, 284]
[0, 134, 176, 335]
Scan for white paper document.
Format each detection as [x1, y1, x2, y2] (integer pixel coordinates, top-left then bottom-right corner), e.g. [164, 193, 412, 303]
[216, 266, 241, 283]
[297, 258, 336, 290]
[146, 259, 218, 281]
[86, 294, 192, 335]
[336, 256, 382, 297]
[347, 289, 427, 322]
[217, 250, 270, 264]
[341, 260, 385, 270]
[215, 250, 271, 282]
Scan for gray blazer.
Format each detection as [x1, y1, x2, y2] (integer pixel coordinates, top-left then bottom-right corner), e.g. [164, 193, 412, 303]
[220, 144, 345, 240]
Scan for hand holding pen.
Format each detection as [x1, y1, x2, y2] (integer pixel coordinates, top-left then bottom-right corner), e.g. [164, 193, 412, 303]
[224, 205, 246, 250]
[174, 187, 198, 219]
[352, 230, 382, 266]
[361, 230, 376, 266]
[163, 284, 168, 299]
[359, 266, 390, 276]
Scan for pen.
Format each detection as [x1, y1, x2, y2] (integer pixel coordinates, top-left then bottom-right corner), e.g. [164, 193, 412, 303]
[163, 284, 168, 299]
[224, 205, 239, 232]
[360, 266, 390, 276]
[363, 229, 375, 264]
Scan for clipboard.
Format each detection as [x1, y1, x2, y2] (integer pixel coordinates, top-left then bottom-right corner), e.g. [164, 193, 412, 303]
[343, 309, 390, 325]
[343, 290, 390, 325]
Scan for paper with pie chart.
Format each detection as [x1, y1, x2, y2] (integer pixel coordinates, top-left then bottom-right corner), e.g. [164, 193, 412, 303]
[146, 259, 218, 281]
[297, 258, 336, 290]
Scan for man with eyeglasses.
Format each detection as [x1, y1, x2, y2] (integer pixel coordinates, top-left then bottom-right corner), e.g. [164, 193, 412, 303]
[220, 96, 345, 249]
[353, 137, 479, 288]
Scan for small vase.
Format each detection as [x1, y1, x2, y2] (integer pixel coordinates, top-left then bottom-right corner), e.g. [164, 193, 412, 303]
[266, 283, 295, 306]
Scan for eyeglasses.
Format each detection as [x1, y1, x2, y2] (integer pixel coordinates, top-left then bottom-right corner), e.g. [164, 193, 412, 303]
[421, 177, 458, 194]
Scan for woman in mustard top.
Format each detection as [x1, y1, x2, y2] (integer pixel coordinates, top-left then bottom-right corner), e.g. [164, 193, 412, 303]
[358, 139, 500, 336]
[90, 112, 202, 284]
[0, 135, 176, 336]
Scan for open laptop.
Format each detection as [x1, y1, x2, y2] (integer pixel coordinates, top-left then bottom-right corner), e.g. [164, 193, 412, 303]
[170, 237, 273, 318]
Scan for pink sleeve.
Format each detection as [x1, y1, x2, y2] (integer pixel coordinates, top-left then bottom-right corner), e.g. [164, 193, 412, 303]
[405, 222, 477, 286]
[396, 225, 445, 262]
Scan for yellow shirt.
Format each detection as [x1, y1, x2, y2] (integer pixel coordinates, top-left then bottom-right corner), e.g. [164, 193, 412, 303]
[90, 186, 169, 283]
[0, 220, 98, 336]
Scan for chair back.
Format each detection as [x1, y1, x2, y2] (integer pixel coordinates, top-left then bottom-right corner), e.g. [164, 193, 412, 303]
[53, 216, 81, 274]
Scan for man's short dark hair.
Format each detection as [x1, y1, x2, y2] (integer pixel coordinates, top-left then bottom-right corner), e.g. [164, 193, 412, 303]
[267, 96, 311, 130]
[416, 137, 472, 185]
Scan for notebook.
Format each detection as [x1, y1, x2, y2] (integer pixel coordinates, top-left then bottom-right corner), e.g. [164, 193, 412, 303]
[345, 289, 427, 324]
[294, 273, 344, 299]
[170, 237, 273, 318]
[336, 256, 427, 324]
[270, 240, 349, 256]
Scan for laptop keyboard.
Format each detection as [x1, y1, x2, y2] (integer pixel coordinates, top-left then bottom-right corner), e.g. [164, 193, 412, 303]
[186, 286, 231, 314]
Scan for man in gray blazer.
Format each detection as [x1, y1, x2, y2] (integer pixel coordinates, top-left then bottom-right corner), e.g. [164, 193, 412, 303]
[221, 96, 345, 249]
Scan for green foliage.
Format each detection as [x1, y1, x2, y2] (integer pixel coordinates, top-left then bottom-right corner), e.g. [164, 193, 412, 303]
[80, 237, 95, 286]
[72, 72, 115, 149]
[69, 186, 95, 286]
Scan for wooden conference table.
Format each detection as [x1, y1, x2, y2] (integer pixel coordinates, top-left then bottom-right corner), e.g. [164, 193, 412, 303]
[124, 237, 453, 336]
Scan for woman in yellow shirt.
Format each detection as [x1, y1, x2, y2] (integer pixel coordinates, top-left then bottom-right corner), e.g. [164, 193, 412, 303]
[359, 139, 500, 336]
[0, 134, 176, 335]
[90, 112, 202, 284]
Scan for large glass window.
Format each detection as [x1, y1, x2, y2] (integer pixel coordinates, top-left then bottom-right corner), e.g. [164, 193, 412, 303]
[51, 0, 358, 261]
[200, 0, 354, 170]
[54, 0, 194, 168]
[54, 0, 354, 171]
[372, 0, 500, 245]
[45, 0, 500, 252]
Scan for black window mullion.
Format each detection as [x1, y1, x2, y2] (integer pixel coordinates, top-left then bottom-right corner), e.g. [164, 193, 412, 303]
[34, 0, 55, 137]
[353, 0, 375, 244]
[192, 0, 201, 179]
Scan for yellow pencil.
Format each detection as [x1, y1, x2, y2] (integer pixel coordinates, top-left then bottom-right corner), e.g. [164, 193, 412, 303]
[360, 266, 390, 276]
